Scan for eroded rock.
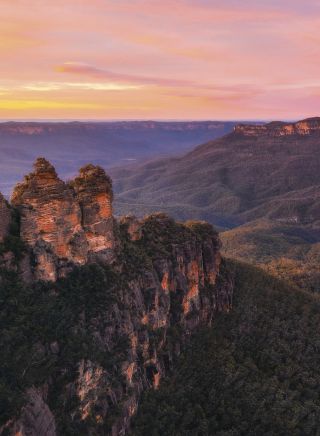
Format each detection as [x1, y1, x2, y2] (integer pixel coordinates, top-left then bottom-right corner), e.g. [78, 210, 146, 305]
[11, 159, 115, 280]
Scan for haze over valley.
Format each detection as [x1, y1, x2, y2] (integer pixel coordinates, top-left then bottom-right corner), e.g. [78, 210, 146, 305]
[0, 120, 237, 197]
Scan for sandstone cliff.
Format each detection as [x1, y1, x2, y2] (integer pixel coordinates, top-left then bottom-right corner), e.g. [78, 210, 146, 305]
[234, 117, 320, 137]
[11, 158, 115, 281]
[70, 164, 115, 264]
[1, 160, 233, 435]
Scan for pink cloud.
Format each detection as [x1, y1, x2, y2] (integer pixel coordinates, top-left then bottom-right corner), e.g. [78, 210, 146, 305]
[0, 0, 320, 119]
[56, 62, 196, 88]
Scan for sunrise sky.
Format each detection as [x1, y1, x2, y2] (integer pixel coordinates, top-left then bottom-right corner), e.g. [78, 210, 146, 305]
[1, 0, 320, 120]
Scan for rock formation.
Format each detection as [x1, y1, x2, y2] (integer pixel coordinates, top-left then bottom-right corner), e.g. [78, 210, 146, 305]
[70, 164, 115, 263]
[1, 159, 233, 435]
[0, 193, 11, 242]
[11, 158, 115, 281]
[6, 214, 231, 436]
[234, 117, 320, 137]
[10, 387, 57, 436]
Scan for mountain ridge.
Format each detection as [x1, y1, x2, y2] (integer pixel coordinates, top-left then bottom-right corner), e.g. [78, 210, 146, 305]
[234, 116, 320, 137]
[0, 120, 241, 197]
[111, 116, 320, 228]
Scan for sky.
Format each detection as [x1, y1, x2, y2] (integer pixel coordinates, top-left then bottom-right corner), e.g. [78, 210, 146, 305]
[0, 0, 320, 120]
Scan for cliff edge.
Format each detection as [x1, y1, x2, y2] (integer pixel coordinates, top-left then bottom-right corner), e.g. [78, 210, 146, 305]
[0, 159, 233, 435]
[234, 117, 320, 137]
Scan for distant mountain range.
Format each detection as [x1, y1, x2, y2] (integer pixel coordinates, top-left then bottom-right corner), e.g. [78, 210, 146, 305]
[111, 117, 320, 292]
[111, 117, 320, 229]
[0, 121, 238, 196]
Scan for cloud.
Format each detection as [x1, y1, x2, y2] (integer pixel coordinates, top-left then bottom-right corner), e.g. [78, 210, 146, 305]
[56, 62, 196, 88]
[1, 0, 320, 119]
[0, 99, 102, 110]
[22, 82, 140, 91]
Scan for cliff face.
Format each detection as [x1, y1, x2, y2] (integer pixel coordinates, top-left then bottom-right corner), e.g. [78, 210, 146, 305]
[1, 159, 233, 436]
[0, 193, 11, 242]
[8, 216, 231, 436]
[70, 164, 115, 264]
[234, 117, 320, 137]
[11, 158, 115, 281]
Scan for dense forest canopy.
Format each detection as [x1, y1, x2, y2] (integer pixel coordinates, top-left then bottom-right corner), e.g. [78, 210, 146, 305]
[133, 261, 320, 435]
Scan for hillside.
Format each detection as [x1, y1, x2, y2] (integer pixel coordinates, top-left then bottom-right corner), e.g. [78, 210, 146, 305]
[111, 118, 320, 293]
[0, 121, 237, 197]
[111, 117, 320, 228]
[221, 220, 320, 293]
[133, 260, 320, 435]
[1, 158, 320, 435]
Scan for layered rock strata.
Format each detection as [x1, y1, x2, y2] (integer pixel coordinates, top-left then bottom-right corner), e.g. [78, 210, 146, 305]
[11, 158, 115, 280]
[70, 164, 115, 263]
[234, 117, 320, 137]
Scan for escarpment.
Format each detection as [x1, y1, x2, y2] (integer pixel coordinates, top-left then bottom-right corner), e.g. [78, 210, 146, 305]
[1, 159, 233, 436]
[234, 117, 320, 137]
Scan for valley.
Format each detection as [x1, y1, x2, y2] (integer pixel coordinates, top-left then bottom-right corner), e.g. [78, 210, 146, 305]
[111, 117, 320, 293]
[0, 121, 237, 197]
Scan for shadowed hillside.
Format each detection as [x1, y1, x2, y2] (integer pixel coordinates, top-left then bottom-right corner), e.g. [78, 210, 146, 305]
[133, 260, 320, 435]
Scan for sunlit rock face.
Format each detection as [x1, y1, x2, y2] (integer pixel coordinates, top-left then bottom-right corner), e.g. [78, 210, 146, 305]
[71, 164, 115, 263]
[11, 158, 86, 280]
[234, 117, 320, 137]
[0, 193, 11, 242]
[11, 158, 115, 281]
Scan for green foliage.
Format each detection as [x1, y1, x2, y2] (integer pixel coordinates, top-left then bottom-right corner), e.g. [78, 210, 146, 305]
[138, 214, 193, 260]
[222, 220, 320, 293]
[136, 214, 217, 262]
[185, 220, 218, 242]
[113, 125, 320, 232]
[117, 220, 153, 273]
[133, 260, 320, 435]
[0, 208, 26, 261]
[0, 264, 129, 431]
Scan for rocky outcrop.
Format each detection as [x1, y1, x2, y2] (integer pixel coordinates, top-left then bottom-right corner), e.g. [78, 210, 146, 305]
[11, 388, 56, 436]
[119, 215, 142, 241]
[71, 164, 115, 263]
[94, 215, 231, 434]
[2, 160, 233, 435]
[0, 193, 11, 242]
[11, 158, 86, 281]
[59, 215, 232, 435]
[11, 159, 115, 281]
[234, 117, 320, 137]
